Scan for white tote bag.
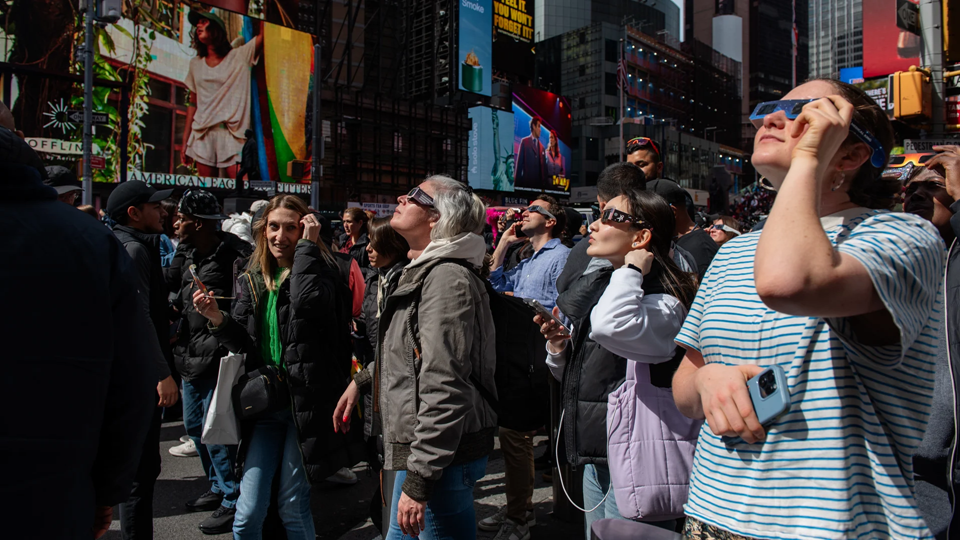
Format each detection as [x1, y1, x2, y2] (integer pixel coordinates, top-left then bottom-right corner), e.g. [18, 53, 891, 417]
[201, 353, 245, 445]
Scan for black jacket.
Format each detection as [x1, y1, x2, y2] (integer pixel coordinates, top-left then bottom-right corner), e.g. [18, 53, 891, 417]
[915, 200, 960, 540]
[339, 232, 371, 270]
[211, 240, 361, 483]
[0, 163, 155, 538]
[112, 225, 172, 381]
[166, 232, 253, 381]
[557, 264, 678, 467]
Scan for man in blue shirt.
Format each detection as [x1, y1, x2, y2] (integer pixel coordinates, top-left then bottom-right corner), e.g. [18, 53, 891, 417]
[482, 195, 570, 540]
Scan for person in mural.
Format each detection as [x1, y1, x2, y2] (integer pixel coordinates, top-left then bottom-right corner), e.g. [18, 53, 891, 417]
[181, 10, 264, 180]
[515, 116, 546, 189]
[545, 129, 565, 185]
[491, 109, 515, 191]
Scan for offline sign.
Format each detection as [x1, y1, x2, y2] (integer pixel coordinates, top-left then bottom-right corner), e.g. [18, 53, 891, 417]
[26, 138, 83, 155]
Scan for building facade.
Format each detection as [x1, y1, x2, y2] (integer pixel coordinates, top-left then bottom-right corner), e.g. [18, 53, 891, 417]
[808, 0, 862, 79]
[536, 0, 681, 43]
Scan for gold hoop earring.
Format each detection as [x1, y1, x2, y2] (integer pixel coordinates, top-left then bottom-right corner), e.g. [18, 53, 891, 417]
[831, 172, 846, 192]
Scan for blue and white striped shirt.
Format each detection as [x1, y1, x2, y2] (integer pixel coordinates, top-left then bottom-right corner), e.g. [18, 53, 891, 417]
[675, 209, 945, 540]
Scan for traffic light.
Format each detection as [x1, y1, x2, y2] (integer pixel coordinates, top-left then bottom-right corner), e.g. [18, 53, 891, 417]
[892, 68, 932, 120]
[947, 0, 959, 63]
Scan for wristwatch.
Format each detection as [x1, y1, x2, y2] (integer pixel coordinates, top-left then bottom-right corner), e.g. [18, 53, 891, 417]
[626, 263, 644, 275]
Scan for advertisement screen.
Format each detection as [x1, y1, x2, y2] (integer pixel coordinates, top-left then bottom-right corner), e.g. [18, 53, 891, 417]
[511, 86, 572, 195]
[199, 0, 324, 36]
[467, 106, 516, 191]
[459, 0, 493, 96]
[492, 0, 534, 77]
[5, 1, 318, 185]
[863, 0, 919, 78]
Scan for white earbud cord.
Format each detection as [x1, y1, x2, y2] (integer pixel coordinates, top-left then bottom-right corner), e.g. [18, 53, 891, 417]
[554, 409, 610, 513]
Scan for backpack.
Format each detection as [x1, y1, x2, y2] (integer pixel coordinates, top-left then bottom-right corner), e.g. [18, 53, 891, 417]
[412, 259, 550, 432]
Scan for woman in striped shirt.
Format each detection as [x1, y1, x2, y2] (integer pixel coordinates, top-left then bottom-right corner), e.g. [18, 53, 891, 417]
[672, 79, 946, 539]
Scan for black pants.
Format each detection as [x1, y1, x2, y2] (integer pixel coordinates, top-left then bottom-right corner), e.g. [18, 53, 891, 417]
[119, 406, 162, 539]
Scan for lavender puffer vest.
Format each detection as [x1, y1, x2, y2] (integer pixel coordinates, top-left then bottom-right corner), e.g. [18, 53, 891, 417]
[606, 358, 702, 521]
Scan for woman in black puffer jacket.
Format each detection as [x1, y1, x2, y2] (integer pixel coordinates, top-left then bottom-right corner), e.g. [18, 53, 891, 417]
[193, 194, 356, 539]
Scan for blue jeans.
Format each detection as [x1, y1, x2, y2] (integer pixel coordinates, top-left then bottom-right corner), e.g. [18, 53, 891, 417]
[582, 463, 676, 537]
[233, 409, 314, 540]
[385, 457, 488, 540]
[182, 376, 239, 508]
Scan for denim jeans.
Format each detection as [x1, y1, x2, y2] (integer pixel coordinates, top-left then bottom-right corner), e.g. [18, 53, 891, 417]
[233, 409, 315, 540]
[582, 463, 676, 538]
[385, 457, 488, 540]
[182, 376, 239, 508]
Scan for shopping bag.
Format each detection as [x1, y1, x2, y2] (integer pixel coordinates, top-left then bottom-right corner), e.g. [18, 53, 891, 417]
[201, 353, 245, 445]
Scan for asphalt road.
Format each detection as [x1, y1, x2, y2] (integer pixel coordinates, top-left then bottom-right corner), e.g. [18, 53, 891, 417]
[100, 422, 586, 540]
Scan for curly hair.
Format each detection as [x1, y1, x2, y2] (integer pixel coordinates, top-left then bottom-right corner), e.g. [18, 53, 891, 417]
[191, 19, 232, 59]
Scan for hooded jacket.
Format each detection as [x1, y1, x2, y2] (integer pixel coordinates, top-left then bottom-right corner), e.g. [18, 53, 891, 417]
[356, 233, 497, 501]
[210, 240, 360, 483]
[166, 231, 253, 380]
[0, 162, 155, 538]
[339, 231, 371, 269]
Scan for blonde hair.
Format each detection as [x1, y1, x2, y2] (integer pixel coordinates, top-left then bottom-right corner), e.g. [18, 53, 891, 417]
[251, 195, 335, 291]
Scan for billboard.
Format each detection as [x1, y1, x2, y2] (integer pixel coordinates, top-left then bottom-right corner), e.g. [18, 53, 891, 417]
[492, 0, 535, 77]
[511, 86, 572, 195]
[467, 106, 516, 191]
[4, 1, 319, 185]
[459, 0, 493, 96]
[855, 77, 894, 113]
[863, 0, 919, 78]
[199, 0, 324, 36]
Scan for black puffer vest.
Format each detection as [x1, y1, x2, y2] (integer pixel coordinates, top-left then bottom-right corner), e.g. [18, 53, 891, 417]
[557, 264, 682, 468]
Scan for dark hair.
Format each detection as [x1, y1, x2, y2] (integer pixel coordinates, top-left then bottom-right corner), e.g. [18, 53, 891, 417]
[191, 20, 232, 59]
[342, 207, 369, 234]
[621, 189, 699, 307]
[529, 116, 542, 130]
[717, 215, 741, 233]
[814, 79, 898, 210]
[535, 194, 566, 239]
[368, 217, 410, 264]
[597, 162, 646, 202]
[160, 198, 178, 237]
[626, 138, 661, 164]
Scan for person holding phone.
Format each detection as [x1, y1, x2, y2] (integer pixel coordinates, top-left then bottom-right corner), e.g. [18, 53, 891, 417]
[671, 80, 944, 540]
[536, 189, 699, 536]
[193, 194, 354, 539]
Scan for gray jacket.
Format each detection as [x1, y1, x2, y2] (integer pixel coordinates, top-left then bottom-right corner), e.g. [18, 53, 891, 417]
[355, 233, 497, 501]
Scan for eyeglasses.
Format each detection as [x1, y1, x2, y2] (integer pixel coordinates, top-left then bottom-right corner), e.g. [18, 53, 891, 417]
[401, 187, 434, 207]
[749, 99, 886, 168]
[600, 207, 649, 229]
[625, 136, 661, 159]
[524, 205, 556, 220]
[710, 223, 741, 236]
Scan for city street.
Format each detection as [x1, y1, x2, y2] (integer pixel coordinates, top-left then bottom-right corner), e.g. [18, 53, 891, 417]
[100, 422, 583, 540]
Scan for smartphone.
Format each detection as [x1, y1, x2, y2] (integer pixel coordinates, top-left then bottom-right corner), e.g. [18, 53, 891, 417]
[513, 221, 527, 238]
[524, 298, 569, 337]
[748, 365, 790, 426]
[189, 264, 208, 295]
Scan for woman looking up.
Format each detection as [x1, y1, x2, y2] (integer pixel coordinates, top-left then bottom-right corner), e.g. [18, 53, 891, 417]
[671, 80, 945, 539]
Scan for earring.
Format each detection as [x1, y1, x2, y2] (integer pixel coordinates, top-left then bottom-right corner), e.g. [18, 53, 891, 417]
[631, 242, 639, 248]
[831, 172, 846, 192]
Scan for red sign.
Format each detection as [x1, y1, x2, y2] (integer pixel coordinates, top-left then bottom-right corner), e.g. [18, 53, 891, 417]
[948, 96, 960, 126]
[88, 156, 106, 170]
[863, 0, 920, 78]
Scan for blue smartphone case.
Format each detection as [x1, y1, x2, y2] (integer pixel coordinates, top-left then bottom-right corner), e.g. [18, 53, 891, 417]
[748, 365, 791, 426]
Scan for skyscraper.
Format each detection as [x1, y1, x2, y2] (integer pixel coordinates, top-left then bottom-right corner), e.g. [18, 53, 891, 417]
[808, 0, 862, 79]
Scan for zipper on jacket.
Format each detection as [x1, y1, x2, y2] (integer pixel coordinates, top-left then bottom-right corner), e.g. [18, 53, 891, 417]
[945, 238, 958, 540]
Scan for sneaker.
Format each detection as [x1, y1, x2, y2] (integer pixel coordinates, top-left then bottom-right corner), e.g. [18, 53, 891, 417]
[492, 518, 531, 540]
[169, 438, 198, 457]
[479, 508, 535, 532]
[325, 467, 358, 485]
[198, 505, 236, 535]
[186, 490, 224, 512]
[180, 435, 191, 444]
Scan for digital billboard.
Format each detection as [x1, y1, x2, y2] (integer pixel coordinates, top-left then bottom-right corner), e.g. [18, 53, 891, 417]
[492, 0, 535, 77]
[199, 0, 324, 36]
[512, 86, 571, 195]
[4, 1, 319, 185]
[467, 106, 516, 191]
[459, 0, 493, 96]
[863, 0, 919, 78]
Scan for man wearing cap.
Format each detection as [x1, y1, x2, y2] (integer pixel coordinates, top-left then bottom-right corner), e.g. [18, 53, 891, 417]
[165, 189, 251, 534]
[43, 165, 83, 206]
[181, 10, 263, 179]
[648, 178, 718, 280]
[107, 180, 180, 539]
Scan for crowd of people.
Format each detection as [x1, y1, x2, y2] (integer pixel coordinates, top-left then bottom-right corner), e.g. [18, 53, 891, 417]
[2, 77, 960, 540]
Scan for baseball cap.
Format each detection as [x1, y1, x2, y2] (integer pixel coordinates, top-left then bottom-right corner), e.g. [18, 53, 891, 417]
[106, 181, 174, 219]
[43, 165, 82, 195]
[648, 179, 696, 221]
[178, 189, 229, 220]
[187, 9, 227, 33]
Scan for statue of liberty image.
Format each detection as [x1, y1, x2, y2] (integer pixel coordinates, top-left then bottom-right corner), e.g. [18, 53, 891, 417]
[491, 109, 515, 191]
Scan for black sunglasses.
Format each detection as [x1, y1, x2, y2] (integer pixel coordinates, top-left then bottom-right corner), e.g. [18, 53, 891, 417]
[525, 205, 556, 220]
[404, 187, 434, 207]
[600, 207, 649, 229]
